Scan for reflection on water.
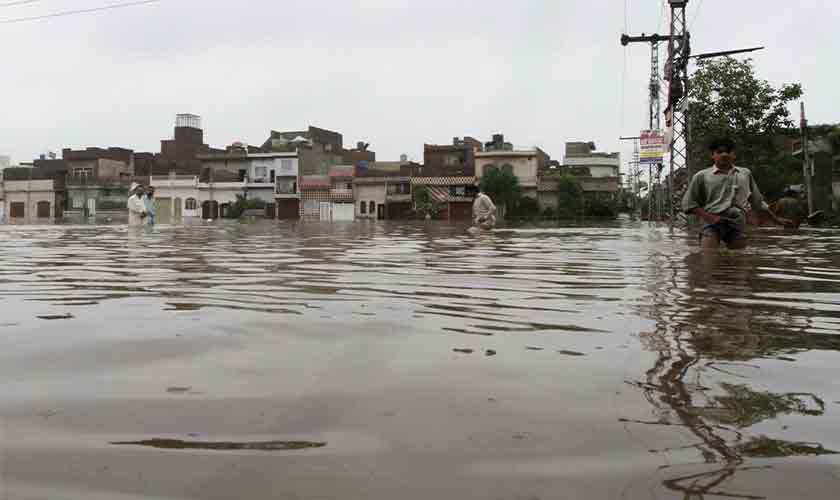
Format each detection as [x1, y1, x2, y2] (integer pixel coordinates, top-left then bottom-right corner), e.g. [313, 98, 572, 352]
[631, 233, 840, 499]
[0, 220, 839, 499]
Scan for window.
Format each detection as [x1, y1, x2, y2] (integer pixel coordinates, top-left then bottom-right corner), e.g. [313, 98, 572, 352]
[444, 155, 459, 166]
[254, 166, 268, 180]
[360, 201, 367, 214]
[37, 201, 51, 218]
[502, 164, 514, 174]
[10, 202, 24, 218]
[72, 197, 84, 209]
[483, 164, 498, 176]
[185, 198, 197, 210]
[450, 185, 466, 196]
[369, 201, 375, 214]
[72, 167, 93, 177]
[280, 159, 293, 172]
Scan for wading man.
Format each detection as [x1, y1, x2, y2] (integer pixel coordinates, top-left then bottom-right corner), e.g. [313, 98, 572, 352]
[473, 185, 497, 230]
[682, 137, 790, 250]
[127, 183, 148, 227]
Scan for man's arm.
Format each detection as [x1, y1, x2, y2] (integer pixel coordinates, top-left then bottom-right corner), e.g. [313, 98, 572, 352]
[682, 173, 720, 224]
[749, 174, 789, 226]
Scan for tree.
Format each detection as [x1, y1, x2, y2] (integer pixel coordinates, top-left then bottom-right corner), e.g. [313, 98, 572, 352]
[411, 185, 439, 219]
[555, 175, 584, 218]
[688, 57, 803, 199]
[480, 167, 522, 213]
[227, 194, 266, 218]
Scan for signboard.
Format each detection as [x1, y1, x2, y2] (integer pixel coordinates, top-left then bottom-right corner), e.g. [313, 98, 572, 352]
[640, 129, 665, 165]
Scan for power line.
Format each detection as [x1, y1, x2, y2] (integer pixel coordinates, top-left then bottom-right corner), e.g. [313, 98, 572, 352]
[0, 0, 41, 7]
[0, 0, 160, 24]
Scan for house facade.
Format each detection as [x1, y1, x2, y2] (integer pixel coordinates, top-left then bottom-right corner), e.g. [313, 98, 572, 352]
[2, 175, 59, 223]
[411, 176, 477, 221]
[475, 150, 542, 199]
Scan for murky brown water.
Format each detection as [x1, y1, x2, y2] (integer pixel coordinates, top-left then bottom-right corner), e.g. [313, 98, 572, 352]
[1, 219, 839, 499]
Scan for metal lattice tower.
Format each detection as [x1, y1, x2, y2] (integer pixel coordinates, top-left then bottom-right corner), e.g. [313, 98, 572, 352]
[620, 31, 670, 222]
[664, 0, 690, 220]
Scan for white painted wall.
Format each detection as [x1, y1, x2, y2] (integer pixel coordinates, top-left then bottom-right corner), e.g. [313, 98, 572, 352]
[475, 154, 539, 188]
[3, 179, 56, 222]
[354, 184, 386, 219]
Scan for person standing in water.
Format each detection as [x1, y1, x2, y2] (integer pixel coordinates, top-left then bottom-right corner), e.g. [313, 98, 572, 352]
[682, 137, 790, 250]
[144, 186, 156, 226]
[473, 184, 497, 230]
[127, 183, 147, 227]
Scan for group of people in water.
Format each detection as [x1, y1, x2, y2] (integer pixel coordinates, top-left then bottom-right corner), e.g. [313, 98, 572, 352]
[127, 182, 156, 227]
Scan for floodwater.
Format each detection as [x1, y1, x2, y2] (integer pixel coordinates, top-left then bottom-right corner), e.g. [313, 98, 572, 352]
[0, 218, 839, 499]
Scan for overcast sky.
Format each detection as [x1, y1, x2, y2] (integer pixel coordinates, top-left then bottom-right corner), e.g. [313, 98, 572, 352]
[1, 0, 838, 175]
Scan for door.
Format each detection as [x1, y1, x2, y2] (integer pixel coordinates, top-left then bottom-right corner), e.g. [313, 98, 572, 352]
[202, 200, 219, 219]
[319, 202, 332, 221]
[154, 197, 172, 219]
[86, 198, 96, 218]
[333, 203, 354, 221]
[174, 198, 182, 218]
[377, 204, 385, 220]
[36, 201, 51, 219]
[10, 202, 24, 219]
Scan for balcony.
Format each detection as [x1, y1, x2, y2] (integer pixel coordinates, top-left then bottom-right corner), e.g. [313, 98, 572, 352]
[386, 193, 412, 203]
[330, 188, 354, 201]
[66, 175, 132, 188]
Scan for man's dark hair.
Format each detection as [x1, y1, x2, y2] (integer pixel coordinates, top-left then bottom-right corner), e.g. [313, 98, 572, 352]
[708, 137, 736, 152]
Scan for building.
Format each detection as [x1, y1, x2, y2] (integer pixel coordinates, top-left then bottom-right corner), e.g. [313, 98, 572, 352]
[423, 136, 483, 176]
[160, 114, 222, 162]
[150, 169, 252, 220]
[262, 126, 350, 177]
[561, 141, 621, 204]
[475, 135, 548, 200]
[2, 167, 62, 223]
[61, 147, 134, 218]
[411, 176, 477, 221]
[342, 142, 376, 168]
[353, 162, 414, 220]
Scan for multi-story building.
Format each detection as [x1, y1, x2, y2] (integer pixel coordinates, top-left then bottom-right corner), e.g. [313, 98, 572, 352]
[423, 136, 483, 176]
[160, 114, 223, 162]
[262, 126, 351, 177]
[475, 134, 549, 200]
[561, 141, 621, 203]
[353, 163, 414, 220]
[61, 147, 134, 218]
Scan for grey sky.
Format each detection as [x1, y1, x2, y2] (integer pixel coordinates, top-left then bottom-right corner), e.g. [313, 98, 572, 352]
[1, 0, 838, 175]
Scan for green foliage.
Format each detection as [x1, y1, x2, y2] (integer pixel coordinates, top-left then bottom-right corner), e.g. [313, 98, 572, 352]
[688, 57, 803, 199]
[555, 175, 584, 218]
[508, 196, 540, 217]
[411, 185, 440, 219]
[480, 167, 522, 209]
[227, 195, 267, 219]
[585, 198, 617, 218]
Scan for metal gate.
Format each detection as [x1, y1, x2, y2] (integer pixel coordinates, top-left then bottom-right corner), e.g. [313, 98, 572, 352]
[86, 198, 96, 218]
[332, 203, 355, 221]
[319, 202, 332, 221]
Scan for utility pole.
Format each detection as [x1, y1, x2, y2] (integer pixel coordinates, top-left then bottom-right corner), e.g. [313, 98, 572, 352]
[621, 33, 669, 224]
[620, 136, 641, 216]
[800, 102, 814, 215]
[664, 0, 690, 222]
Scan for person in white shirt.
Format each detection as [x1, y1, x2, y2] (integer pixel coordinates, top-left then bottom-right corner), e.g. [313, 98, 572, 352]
[127, 182, 148, 227]
[472, 185, 497, 230]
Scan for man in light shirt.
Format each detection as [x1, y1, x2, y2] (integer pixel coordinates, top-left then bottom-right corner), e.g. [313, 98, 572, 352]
[472, 184, 497, 230]
[127, 182, 148, 227]
[682, 137, 790, 250]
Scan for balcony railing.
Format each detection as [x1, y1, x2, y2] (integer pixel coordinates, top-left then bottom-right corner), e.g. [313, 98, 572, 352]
[65, 175, 132, 187]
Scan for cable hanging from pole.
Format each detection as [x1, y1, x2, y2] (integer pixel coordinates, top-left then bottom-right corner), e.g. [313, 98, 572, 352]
[0, 0, 41, 7]
[0, 0, 160, 25]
